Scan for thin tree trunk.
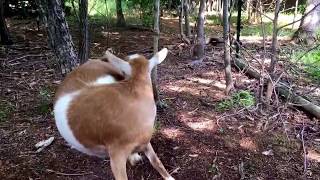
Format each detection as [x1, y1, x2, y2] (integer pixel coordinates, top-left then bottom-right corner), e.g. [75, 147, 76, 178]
[115, 0, 126, 27]
[194, 0, 206, 59]
[247, 0, 251, 22]
[184, 0, 191, 37]
[152, 0, 160, 103]
[39, 0, 78, 74]
[0, 0, 12, 45]
[223, 0, 233, 95]
[292, 0, 299, 29]
[293, 0, 320, 44]
[179, 0, 185, 36]
[78, 0, 89, 64]
[266, 0, 281, 104]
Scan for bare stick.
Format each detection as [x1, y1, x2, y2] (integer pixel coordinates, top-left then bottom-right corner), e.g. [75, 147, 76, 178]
[301, 120, 307, 179]
[46, 169, 93, 176]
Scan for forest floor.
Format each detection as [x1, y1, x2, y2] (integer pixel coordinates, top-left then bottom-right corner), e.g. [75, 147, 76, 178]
[1, 17, 320, 180]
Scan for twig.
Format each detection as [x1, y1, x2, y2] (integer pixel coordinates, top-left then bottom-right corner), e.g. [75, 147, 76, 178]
[8, 54, 47, 63]
[46, 169, 93, 176]
[301, 120, 307, 179]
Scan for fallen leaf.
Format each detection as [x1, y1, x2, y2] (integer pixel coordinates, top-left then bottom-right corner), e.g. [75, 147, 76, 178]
[262, 149, 274, 156]
[189, 154, 199, 158]
[35, 137, 54, 153]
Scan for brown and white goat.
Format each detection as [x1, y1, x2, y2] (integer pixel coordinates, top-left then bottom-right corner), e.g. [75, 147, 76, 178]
[54, 49, 174, 180]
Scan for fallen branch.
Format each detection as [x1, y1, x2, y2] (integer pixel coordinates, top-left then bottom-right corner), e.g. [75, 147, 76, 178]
[46, 169, 93, 176]
[233, 58, 320, 119]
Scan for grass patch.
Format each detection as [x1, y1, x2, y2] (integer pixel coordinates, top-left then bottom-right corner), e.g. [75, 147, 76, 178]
[216, 90, 255, 111]
[36, 87, 53, 115]
[291, 46, 320, 81]
[0, 100, 14, 122]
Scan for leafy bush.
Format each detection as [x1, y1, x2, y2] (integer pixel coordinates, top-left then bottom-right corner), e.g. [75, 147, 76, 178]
[216, 90, 255, 111]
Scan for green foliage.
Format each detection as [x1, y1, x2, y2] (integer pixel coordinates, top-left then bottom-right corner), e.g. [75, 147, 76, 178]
[37, 87, 52, 114]
[292, 47, 320, 81]
[0, 100, 14, 122]
[127, 0, 154, 27]
[216, 90, 255, 111]
[298, 4, 306, 14]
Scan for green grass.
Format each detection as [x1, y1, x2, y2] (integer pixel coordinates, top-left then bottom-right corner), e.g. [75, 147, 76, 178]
[292, 47, 320, 81]
[216, 90, 255, 111]
[36, 87, 53, 115]
[66, 0, 154, 27]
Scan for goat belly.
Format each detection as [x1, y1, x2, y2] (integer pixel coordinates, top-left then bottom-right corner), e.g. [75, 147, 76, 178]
[54, 91, 107, 157]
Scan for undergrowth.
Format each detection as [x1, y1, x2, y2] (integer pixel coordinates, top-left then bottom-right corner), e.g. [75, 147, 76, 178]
[216, 90, 255, 111]
[36, 87, 53, 115]
[0, 100, 14, 122]
[292, 46, 320, 81]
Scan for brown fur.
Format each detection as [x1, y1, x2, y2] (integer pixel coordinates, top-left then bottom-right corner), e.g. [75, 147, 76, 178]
[68, 57, 154, 148]
[63, 55, 172, 180]
[54, 59, 125, 103]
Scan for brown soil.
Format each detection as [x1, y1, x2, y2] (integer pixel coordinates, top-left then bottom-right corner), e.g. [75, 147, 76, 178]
[0, 17, 319, 180]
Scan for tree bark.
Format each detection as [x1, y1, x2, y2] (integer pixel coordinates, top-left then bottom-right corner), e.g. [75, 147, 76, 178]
[184, 0, 191, 37]
[115, 0, 126, 27]
[266, 0, 281, 104]
[152, 0, 160, 103]
[223, 0, 233, 95]
[293, 0, 320, 45]
[0, 0, 12, 45]
[179, 0, 185, 37]
[194, 0, 206, 59]
[78, 0, 89, 64]
[39, 0, 78, 74]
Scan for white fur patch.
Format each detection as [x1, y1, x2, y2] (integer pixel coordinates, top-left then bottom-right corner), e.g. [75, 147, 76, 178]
[127, 54, 141, 60]
[165, 176, 175, 180]
[94, 75, 116, 85]
[54, 91, 106, 157]
[128, 153, 143, 166]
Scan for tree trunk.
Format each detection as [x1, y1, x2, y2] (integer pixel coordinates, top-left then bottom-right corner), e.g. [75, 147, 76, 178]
[115, 0, 126, 27]
[152, 0, 160, 103]
[78, 0, 89, 64]
[293, 0, 320, 45]
[0, 0, 12, 45]
[39, 0, 78, 74]
[184, 0, 191, 37]
[194, 0, 206, 59]
[179, 0, 185, 36]
[292, 0, 299, 29]
[266, 0, 281, 104]
[223, 0, 233, 95]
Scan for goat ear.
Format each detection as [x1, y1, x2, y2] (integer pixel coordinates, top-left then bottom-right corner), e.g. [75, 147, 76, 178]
[104, 51, 132, 76]
[149, 48, 168, 70]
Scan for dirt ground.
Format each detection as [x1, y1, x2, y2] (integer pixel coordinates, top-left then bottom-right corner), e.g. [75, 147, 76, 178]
[0, 17, 320, 180]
